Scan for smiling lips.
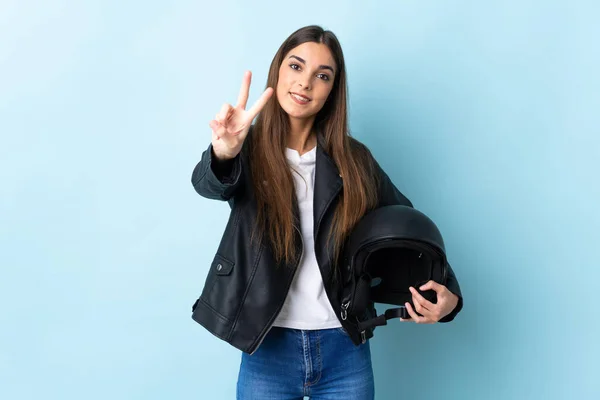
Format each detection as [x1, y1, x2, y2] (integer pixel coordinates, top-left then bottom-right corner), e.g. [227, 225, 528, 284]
[290, 92, 311, 104]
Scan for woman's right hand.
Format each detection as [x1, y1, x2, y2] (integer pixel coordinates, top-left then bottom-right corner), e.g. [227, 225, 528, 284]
[209, 71, 274, 161]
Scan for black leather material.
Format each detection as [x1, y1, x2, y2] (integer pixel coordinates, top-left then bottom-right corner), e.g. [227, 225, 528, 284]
[190, 125, 463, 353]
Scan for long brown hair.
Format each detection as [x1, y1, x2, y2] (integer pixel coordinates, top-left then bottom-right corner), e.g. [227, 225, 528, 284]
[250, 25, 380, 268]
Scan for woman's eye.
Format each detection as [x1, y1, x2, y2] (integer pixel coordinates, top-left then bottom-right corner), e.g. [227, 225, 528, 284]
[289, 64, 329, 81]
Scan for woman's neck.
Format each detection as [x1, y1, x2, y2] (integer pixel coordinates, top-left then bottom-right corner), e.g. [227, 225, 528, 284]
[287, 117, 317, 154]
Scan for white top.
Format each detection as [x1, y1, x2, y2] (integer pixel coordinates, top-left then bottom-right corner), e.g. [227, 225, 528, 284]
[272, 145, 342, 330]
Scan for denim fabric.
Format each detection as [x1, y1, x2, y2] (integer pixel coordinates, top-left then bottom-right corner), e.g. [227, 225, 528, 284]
[236, 327, 374, 399]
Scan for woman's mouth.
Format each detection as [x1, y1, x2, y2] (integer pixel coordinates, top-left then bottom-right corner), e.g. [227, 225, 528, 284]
[290, 92, 311, 105]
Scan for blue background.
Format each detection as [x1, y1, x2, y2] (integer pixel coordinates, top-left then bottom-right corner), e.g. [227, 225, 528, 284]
[1, 1, 598, 399]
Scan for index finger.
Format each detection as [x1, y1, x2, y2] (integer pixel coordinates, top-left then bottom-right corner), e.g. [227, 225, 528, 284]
[420, 280, 444, 293]
[236, 71, 251, 109]
[409, 286, 435, 310]
[247, 87, 274, 119]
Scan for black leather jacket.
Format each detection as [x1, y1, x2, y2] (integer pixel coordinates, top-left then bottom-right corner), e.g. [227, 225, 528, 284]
[190, 127, 463, 354]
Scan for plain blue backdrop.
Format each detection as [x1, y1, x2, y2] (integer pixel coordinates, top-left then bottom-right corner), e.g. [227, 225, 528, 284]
[1, 1, 598, 399]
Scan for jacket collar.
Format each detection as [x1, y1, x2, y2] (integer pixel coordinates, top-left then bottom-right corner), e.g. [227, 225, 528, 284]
[290, 136, 343, 235]
[313, 137, 343, 237]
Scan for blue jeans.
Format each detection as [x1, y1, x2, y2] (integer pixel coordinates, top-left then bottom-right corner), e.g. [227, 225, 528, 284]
[236, 326, 374, 399]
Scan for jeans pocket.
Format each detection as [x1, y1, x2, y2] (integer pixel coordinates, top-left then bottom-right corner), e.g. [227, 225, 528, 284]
[335, 327, 350, 337]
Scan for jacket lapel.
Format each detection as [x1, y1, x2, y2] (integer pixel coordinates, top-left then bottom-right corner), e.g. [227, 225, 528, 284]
[313, 140, 343, 239]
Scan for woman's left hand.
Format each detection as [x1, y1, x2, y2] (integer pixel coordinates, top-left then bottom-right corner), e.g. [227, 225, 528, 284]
[400, 280, 459, 324]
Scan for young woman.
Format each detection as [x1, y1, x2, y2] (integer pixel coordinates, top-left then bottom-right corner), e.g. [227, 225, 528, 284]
[191, 25, 463, 400]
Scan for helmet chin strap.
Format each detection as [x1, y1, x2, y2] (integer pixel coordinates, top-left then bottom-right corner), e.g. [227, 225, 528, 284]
[357, 307, 409, 332]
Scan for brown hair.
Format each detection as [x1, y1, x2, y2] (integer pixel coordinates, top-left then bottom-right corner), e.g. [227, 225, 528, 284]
[250, 25, 380, 268]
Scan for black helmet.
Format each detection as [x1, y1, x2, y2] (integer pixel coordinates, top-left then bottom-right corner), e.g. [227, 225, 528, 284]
[339, 205, 448, 344]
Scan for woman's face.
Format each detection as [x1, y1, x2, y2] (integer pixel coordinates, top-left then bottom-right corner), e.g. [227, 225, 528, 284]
[276, 42, 337, 121]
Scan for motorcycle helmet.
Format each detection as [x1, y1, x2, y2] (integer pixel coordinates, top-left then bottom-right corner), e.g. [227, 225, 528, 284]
[339, 204, 448, 344]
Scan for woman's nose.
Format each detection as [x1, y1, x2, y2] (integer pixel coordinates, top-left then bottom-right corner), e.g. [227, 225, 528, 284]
[297, 76, 311, 90]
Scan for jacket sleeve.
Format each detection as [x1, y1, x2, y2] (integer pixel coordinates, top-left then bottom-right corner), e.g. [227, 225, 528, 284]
[373, 158, 414, 209]
[438, 262, 463, 322]
[373, 157, 463, 323]
[191, 141, 244, 202]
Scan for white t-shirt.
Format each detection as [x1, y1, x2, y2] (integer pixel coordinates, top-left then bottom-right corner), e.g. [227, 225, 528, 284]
[272, 145, 342, 330]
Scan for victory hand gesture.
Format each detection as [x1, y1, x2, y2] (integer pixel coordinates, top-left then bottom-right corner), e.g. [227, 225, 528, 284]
[209, 71, 273, 161]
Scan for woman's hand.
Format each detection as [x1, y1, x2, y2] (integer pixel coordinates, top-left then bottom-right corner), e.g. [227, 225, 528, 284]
[400, 280, 459, 324]
[209, 70, 274, 161]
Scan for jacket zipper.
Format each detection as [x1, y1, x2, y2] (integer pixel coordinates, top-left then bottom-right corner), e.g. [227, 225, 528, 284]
[248, 222, 304, 355]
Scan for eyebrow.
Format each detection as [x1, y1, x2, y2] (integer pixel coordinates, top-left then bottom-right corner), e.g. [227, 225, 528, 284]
[288, 55, 335, 74]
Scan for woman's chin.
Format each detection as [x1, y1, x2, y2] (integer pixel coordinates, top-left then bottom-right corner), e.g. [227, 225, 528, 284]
[282, 104, 316, 119]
